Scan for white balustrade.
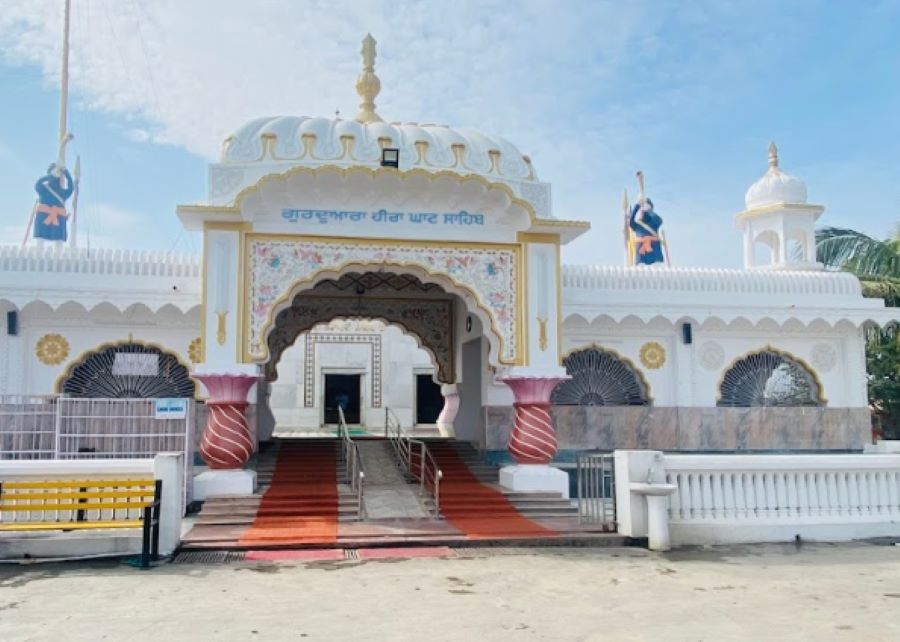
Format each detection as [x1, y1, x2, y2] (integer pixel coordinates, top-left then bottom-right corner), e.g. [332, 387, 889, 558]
[659, 454, 900, 545]
[562, 264, 862, 297]
[0, 245, 200, 278]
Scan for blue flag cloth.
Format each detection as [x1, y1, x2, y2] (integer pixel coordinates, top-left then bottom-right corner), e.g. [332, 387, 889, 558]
[33, 165, 74, 242]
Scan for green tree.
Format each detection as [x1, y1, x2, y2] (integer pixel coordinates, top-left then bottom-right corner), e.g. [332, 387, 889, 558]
[867, 337, 900, 437]
[816, 226, 900, 438]
[816, 226, 900, 306]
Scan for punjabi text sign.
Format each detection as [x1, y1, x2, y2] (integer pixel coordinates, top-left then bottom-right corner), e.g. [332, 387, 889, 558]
[282, 208, 485, 226]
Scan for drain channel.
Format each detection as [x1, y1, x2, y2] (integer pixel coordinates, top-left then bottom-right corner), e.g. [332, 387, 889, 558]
[173, 551, 246, 564]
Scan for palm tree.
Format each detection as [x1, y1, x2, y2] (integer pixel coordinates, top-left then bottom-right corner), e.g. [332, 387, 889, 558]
[816, 226, 900, 306]
[816, 225, 900, 439]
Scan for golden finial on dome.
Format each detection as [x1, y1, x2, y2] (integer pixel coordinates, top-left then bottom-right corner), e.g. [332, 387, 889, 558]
[768, 141, 779, 169]
[355, 33, 383, 124]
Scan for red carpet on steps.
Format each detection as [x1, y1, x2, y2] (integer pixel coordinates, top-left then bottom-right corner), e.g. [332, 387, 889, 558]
[238, 442, 338, 547]
[427, 443, 557, 539]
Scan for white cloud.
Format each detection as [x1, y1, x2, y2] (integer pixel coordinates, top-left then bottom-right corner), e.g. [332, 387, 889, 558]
[0, 1, 829, 265]
[0, 1, 658, 157]
[125, 128, 151, 143]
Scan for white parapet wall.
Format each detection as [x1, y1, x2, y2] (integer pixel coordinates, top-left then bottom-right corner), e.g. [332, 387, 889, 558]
[664, 453, 900, 545]
[0, 453, 183, 560]
[615, 450, 900, 547]
[864, 440, 900, 454]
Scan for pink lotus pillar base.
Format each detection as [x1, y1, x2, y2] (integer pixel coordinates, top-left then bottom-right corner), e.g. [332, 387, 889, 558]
[194, 372, 259, 470]
[500, 374, 569, 465]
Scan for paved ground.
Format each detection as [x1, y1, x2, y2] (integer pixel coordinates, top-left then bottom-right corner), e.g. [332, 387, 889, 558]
[1, 542, 899, 640]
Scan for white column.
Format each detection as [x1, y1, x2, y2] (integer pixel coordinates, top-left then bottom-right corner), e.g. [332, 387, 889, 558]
[153, 452, 185, 556]
[436, 383, 459, 438]
[524, 242, 561, 368]
[776, 219, 788, 266]
[742, 222, 755, 269]
[203, 230, 241, 365]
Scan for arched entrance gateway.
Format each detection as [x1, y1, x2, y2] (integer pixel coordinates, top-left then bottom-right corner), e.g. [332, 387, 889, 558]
[176, 35, 590, 496]
[262, 269, 477, 436]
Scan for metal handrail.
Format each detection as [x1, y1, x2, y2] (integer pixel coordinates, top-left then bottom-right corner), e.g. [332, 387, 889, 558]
[385, 407, 408, 468]
[385, 407, 442, 516]
[337, 407, 365, 520]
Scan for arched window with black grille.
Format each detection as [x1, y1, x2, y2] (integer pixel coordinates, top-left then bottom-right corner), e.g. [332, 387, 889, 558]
[717, 349, 823, 407]
[60, 342, 194, 398]
[552, 346, 651, 406]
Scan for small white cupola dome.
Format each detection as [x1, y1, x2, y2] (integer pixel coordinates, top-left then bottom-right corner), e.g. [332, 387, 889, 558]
[744, 142, 807, 210]
[736, 142, 824, 271]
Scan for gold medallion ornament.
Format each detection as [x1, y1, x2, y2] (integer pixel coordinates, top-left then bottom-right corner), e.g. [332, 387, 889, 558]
[36, 334, 70, 366]
[639, 341, 666, 370]
[188, 337, 203, 364]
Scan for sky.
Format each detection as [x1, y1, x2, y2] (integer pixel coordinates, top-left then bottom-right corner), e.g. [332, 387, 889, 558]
[0, 0, 898, 266]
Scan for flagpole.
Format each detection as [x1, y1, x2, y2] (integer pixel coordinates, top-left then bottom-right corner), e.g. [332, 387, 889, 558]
[21, 203, 38, 250]
[25, 0, 73, 250]
[70, 156, 80, 248]
[622, 188, 630, 266]
[662, 230, 672, 266]
[636, 170, 646, 207]
[57, 0, 71, 171]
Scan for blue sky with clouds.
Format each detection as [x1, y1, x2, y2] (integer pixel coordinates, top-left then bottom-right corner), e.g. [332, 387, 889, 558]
[0, 0, 897, 265]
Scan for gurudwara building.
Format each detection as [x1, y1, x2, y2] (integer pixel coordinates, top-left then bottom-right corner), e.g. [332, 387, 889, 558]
[1, 36, 897, 509]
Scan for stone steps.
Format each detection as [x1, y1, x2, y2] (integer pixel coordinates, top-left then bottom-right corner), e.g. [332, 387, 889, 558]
[200, 498, 360, 512]
[194, 439, 364, 523]
[429, 441, 577, 518]
[196, 510, 362, 525]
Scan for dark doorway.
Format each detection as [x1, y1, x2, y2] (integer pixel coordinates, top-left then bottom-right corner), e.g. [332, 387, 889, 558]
[324, 374, 362, 424]
[416, 374, 443, 425]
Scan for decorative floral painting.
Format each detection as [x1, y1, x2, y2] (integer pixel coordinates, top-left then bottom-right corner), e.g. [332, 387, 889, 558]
[247, 238, 520, 362]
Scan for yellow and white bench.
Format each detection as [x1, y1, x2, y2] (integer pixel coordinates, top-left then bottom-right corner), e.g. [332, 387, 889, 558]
[0, 478, 162, 567]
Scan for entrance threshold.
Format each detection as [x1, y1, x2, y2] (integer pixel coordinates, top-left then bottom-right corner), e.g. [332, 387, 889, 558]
[183, 439, 620, 550]
[272, 426, 448, 439]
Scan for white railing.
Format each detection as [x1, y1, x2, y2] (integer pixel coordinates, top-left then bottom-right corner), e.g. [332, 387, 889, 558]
[385, 407, 442, 515]
[661, 454, 900, 545]
[0, 396, 194, 506]
[337, 406, 365, 520]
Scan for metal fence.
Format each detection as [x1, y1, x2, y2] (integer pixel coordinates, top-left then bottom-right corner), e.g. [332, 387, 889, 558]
[576, 452, 616, 528]
[0, 395, 57, 458]
[0, 396, 195, 505]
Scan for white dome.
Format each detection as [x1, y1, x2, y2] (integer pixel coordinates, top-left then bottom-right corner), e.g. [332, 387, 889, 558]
[221, 116, 538, 183]
[744, 143, 807, 209]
